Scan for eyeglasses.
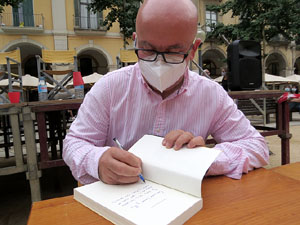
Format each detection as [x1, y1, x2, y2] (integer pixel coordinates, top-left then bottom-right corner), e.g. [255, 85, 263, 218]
[134, 46, 193, 64]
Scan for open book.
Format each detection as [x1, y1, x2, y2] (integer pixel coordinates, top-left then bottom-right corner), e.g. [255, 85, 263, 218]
[74, 135, 221, 225]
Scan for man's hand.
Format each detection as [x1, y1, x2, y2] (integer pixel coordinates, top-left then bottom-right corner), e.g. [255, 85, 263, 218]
[98, 147, 142, 184]
[162, 130, 205, 150]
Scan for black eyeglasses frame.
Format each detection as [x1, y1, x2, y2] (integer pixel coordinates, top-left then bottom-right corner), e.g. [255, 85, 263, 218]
[134, 45, 193, 64]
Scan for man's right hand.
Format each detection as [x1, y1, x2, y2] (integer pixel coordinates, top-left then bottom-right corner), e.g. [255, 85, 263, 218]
[98, 147, 142, 184]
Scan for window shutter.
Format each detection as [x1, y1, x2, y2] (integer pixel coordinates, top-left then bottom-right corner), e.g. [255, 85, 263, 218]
[12, 6, 19, 26]
[74, 0, 80, 27]
[23, 0, 34, 26]
[97, 11, 103, 28]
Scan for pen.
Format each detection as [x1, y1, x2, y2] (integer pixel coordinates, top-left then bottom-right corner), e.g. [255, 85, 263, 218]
[113, 138, 145, 183]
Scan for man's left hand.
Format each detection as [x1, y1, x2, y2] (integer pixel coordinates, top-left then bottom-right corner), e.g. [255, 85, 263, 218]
[162, 130, 205, 150]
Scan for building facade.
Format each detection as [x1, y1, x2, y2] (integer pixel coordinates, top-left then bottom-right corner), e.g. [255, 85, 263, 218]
[0, 0, 299, 79]
[193, 0, 300, 78]
[0, 0, 125, 77]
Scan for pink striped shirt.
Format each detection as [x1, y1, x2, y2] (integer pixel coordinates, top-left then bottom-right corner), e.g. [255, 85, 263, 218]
[63, 64, 269, 184]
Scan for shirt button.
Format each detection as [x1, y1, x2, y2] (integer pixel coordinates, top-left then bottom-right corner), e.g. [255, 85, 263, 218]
[156, 129, 160, 133]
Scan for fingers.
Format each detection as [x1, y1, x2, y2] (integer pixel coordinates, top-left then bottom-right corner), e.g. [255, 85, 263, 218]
[103, 168, 140, 185]
[98, 147, 142, 184]
[187, 136, 205, 148]
[163, 130, 205, 150]
[111, 148, 142, 170]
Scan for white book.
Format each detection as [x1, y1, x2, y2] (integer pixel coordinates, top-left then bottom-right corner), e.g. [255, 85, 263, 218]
[74, 135, 221, 225]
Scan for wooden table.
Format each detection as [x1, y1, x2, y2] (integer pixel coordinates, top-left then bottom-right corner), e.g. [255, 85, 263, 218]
[27, 162, 300, 225]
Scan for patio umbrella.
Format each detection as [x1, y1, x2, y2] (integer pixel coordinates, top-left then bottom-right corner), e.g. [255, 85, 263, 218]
[0, 74, 54, 88]
[265, 73, 297, 83]
[67, 72, 103, 87]
[83, 72, 103, 84]
[22, 74, 54, 88]
[213, 74, 298, 85]
[213, 76, 223, 83]
[286, 74, 300, 83]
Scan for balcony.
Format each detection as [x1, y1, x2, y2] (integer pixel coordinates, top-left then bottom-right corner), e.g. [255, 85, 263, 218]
[74, 15, 106, 35]
[0, 13, 44, 34]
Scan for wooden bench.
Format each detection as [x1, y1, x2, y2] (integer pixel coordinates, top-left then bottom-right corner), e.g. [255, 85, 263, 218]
[236, 98, 278, 123]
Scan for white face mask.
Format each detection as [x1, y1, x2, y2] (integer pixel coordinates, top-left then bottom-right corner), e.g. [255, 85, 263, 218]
[138, 57, 187, 92]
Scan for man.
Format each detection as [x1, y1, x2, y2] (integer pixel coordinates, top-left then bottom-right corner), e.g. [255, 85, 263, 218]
[63, 0, 269, 185]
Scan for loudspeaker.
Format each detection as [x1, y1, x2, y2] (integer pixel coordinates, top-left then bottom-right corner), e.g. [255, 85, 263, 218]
[227, 40, 262, 91]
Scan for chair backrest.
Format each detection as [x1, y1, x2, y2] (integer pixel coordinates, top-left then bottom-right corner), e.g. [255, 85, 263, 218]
[120, 49, 138, 63]
[0, 49, 21, 65]
[42, 49, 76, 64]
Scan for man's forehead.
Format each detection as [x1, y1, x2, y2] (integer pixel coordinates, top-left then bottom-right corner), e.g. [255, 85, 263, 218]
[138, 40, 186, 50]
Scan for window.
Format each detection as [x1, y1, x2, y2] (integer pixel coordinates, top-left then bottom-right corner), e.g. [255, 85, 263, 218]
[74, 0, 103, 30]
[13, 0, 34, 27]
[205, 8, 217, 32]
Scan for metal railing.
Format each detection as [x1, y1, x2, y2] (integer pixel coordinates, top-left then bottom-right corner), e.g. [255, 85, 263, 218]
[0, 13, 44, 28]
[74, 15, 105, 30]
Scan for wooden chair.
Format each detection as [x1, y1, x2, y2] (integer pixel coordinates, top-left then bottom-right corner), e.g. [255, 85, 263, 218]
[0, 48, 23, 103]
[36, 49, 78, 100]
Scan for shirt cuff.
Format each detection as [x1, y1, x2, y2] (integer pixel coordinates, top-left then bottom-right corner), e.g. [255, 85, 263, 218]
[87, 146, 110, 181]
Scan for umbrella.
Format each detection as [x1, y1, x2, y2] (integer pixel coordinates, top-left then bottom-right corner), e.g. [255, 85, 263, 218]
[0, 74, 54, 88]
[67, 72, 103, 87]
[265, 73, 297, 83]
[213, 74, 298, 84]
[214, 76, 223, 83]
[82, 72, 103, 84]
[286, 74, 300, 83]
[22, 74, 54, 88]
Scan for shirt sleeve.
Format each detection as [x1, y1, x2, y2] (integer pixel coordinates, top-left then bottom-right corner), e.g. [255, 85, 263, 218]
[62, 78, 110, 184]
[206, 88, 269, 179]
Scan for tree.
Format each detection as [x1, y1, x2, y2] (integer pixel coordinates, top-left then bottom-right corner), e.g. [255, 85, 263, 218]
[207, 0, 300, 43]
[206, 0, 300, 84]
[89, 0, 142, 48]
[0, 0, 23, 13]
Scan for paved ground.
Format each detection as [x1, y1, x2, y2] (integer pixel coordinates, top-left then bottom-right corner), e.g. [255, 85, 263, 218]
[0, 112, 299, 225]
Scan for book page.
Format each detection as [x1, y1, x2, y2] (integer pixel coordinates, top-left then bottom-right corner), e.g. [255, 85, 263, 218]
[128, 135, 221, 197]
[74, 180, 202, 225]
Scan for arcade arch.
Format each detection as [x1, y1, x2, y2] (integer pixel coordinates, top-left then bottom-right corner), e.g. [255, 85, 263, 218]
[202, 48, 226, 78]
[265, 52, 287, 76]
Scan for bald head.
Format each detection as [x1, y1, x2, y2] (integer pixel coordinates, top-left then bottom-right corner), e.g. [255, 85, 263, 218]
[136, 0, 198, 51]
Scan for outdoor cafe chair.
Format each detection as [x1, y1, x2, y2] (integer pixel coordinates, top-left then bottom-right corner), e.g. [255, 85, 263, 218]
[36, 49, 78, 100]
[0, 48, 23, 103]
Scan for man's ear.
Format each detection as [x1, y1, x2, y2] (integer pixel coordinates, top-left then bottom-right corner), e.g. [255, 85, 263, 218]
[132, 32, 137, 47]
[189, 38, 202, 60]
[132, 32, 137, 41]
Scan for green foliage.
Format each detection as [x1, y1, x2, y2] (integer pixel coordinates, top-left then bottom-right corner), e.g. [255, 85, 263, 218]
[89, 0, 142, 46]
[206, 0, 300, 44]
[0, 0, 23, 13]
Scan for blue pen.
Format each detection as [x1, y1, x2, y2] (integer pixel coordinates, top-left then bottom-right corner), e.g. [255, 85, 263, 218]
[113, 138, 145, 183]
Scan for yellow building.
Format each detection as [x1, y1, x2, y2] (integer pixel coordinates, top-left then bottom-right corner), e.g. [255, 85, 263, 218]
[193, 0, 300, 78]
[0, 0, 126, 77]
[0, 0, 299, 79]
